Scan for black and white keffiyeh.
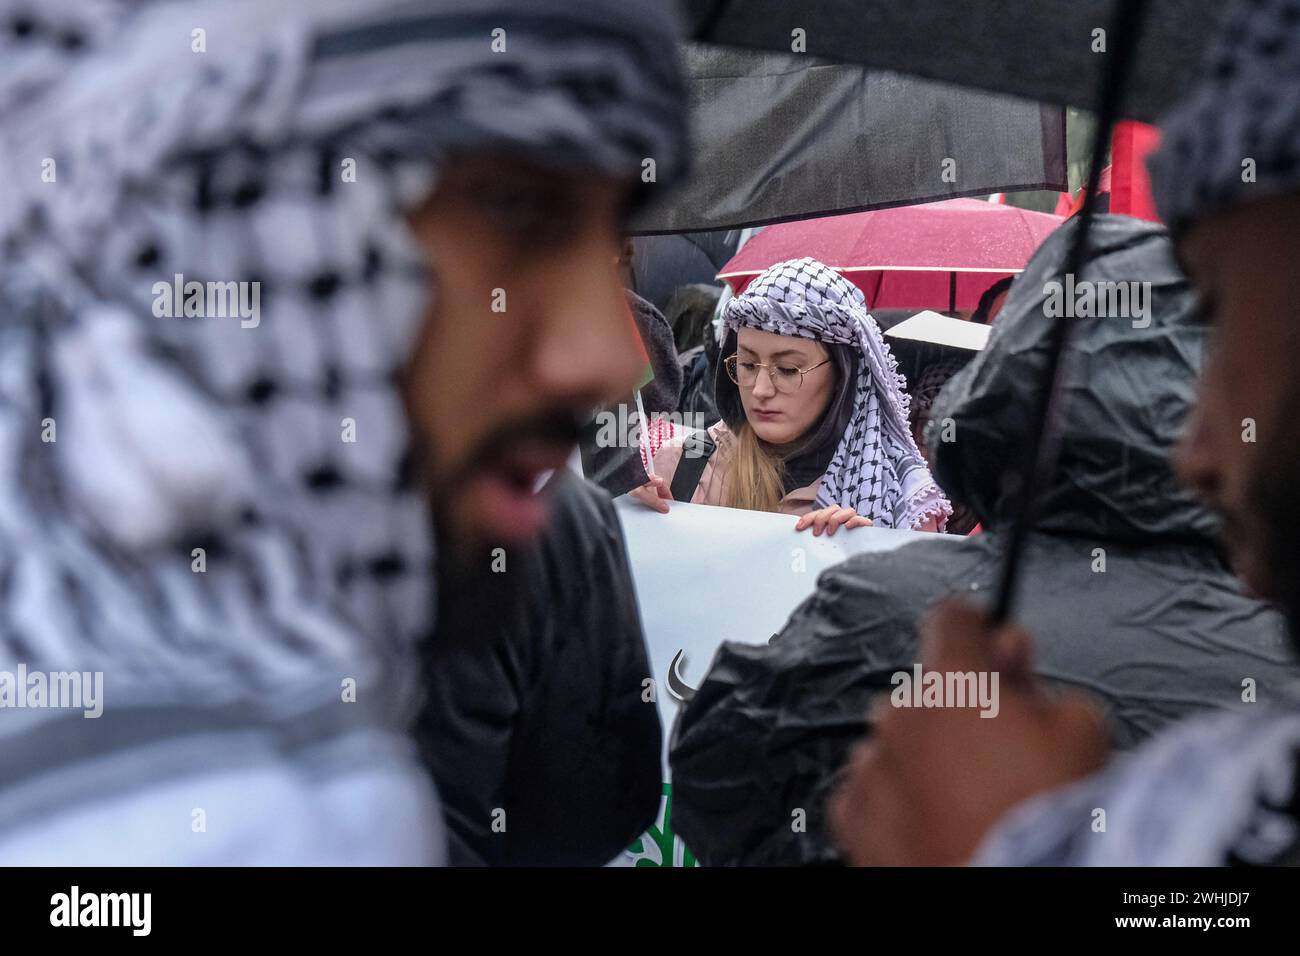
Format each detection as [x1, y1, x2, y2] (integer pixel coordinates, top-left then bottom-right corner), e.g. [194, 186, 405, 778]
[910, 359, 967, 419]
[0, 0, 686, 823]
[973, 709, 1300, 866]
[1148, 0, 1300, 235]
[725, 257, 951, 530]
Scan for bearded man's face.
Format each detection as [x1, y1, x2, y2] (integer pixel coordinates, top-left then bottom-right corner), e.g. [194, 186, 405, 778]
[402, 153, 643, 560]
[1176, 191, 1300, 634]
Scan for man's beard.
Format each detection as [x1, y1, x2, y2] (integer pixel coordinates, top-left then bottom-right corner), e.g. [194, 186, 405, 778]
[414, 408, 583, 652]
[419, 407, 583, 573]
[1249, 378, 1300, 650]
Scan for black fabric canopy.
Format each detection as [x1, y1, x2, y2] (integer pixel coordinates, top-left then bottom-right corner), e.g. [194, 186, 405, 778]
[687, 0, 1226, 123]
[631, 45, 1067, 233]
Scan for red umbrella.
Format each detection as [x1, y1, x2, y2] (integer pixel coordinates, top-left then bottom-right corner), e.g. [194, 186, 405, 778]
[716, 198, 1062, 312]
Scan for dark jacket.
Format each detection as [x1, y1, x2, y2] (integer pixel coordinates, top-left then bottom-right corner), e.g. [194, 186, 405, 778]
[627, 288, 682, 415]
[579, 292, 682, 499]
[668, 216, 1300, 866]
[676, 343, 721, 426]
[417, 469, 661, 865]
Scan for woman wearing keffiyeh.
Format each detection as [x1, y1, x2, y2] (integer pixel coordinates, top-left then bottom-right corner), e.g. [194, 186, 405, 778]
[634, 257, 951, 533]
[0, 0, 686, 864]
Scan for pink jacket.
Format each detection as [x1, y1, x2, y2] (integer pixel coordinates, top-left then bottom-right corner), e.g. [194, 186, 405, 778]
[648, 420, 943, 530]
[650, 421, 822, 516]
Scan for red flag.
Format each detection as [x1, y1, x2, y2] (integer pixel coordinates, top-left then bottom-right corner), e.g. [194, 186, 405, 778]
[1110, 121, 1161, 222]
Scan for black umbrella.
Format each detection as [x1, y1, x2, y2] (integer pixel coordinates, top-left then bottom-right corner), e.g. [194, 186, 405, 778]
[631, 43, 1067, 233]
[689, 0, 1224, 122]
[630, 231, 740, 314]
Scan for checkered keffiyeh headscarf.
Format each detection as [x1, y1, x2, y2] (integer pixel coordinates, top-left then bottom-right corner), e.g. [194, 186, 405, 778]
[1148, 0, 1300, 234]
[0, 0, 686, 815]
[910, 359, 967, 418]
[973, 709, 1300, 866]
[725, 258, 951, 530]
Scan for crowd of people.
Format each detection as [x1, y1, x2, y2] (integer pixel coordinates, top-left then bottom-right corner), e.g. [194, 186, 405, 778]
[2, 0, 1300, 871]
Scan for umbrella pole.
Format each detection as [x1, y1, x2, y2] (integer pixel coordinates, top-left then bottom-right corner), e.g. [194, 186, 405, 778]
[990, 0, 1150, 625]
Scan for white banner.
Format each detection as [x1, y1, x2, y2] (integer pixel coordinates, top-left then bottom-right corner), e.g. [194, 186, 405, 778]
[612, 496, 958, 866]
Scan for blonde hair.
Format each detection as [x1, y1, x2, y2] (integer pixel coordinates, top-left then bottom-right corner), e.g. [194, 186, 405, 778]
[722, 420, 786, 513]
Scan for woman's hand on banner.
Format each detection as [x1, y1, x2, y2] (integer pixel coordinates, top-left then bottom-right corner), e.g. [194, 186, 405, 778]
[795, 505, 872, 536]
[629, 474, 672, 514]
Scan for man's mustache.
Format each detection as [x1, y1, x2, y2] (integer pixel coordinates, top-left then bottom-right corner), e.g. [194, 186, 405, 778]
[461, 408, 584, 476]
[426, 408, 584, 590]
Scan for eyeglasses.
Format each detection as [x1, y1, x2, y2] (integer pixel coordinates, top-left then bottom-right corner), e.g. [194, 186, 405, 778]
[724, 353, 832, 394]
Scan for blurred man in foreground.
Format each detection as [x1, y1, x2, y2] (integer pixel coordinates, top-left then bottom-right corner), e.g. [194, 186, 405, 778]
[0, 0, 685, 863]
[831, 0, 1300, 866]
